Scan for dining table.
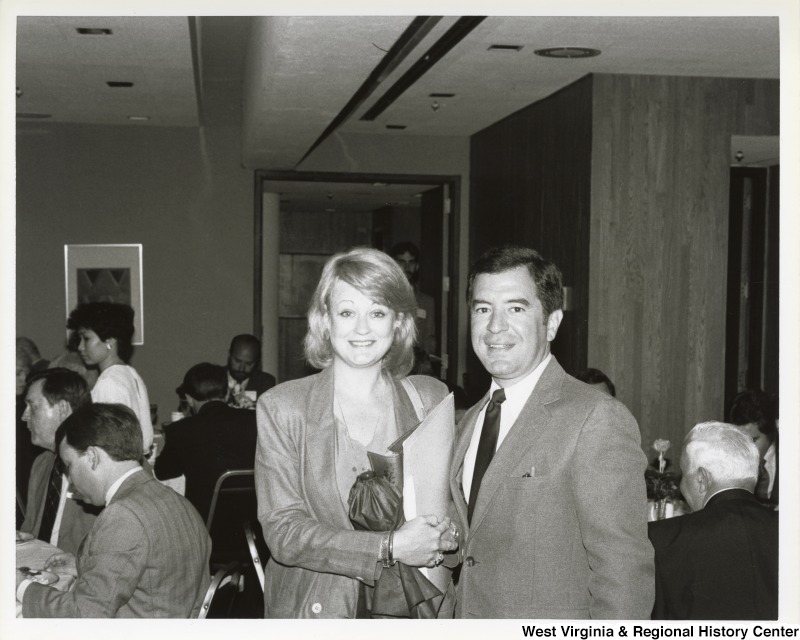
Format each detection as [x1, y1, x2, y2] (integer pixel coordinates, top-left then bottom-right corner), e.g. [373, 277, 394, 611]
[15, 535, 74, 618]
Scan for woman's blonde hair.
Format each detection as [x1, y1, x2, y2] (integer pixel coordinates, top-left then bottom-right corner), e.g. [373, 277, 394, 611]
[304, 247, 418, 377]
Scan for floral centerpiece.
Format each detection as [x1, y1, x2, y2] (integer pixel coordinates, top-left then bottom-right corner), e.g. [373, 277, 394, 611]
[645, 439, 684, 502]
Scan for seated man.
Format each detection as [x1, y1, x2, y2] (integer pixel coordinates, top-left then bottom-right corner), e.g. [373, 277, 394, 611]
[729, 388, 778, 504]
[18, 403, 211, 618]
[155, 362, 257, 521]
[19, 368, 100, 555]
[648, 421, 778, 620]
[225, 334, 276, 409]
[576, 367, 616, 397]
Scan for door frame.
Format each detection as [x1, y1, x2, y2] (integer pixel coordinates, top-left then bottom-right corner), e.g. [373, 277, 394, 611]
[253, 169, 462, 388]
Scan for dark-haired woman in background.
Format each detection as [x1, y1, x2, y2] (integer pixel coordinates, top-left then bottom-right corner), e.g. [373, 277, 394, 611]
[67, 302, 153, 455]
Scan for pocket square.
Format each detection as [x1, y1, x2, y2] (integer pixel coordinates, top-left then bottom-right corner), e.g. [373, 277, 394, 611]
[520, 465, 535, 478]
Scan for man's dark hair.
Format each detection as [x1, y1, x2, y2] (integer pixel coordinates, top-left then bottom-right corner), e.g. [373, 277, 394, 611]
[56, 403, 143, 462]
[67, 302, 136, 362]
[728, 389, 777, 441]
[576, 368, 616, 397]
[467, 245, 564, 319]
[390, 241, 420, 260]
[176, 363, 228, 402]
[27, 367, 91, 412]
[229, 334, 261, 356]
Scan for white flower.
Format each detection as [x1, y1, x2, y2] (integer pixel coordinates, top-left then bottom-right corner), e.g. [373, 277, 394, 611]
[653, 439, 671, 454]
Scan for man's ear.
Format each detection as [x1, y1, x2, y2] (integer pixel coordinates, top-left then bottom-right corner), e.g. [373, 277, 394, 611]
[546, 309, 564, 342]
[695, 466, 712, 496]
[86, 446, 102, 471]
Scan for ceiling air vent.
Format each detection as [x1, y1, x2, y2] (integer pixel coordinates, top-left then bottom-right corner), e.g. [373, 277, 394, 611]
[107, 81, 134, 88]
[76, 28, 112, 35]
[17, 112, 52, 119]
[488, 44, 523, 52]
[385, 124, 407, 130]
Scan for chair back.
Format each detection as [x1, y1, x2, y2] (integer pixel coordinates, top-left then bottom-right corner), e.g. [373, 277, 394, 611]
[243, 520, 268, 592]
[17, 489, 26, 529]
[206, 469, 258, 567]
[198, 562, 243, 619]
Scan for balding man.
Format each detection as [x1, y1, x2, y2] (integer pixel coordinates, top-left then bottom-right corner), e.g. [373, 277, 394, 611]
[225, 334, 276, 409]
[648, 421, 778, 619]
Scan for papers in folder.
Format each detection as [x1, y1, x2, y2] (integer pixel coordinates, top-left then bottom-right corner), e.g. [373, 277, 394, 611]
[388, 393, 455, 592]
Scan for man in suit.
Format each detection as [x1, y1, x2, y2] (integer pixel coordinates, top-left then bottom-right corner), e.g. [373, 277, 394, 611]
[18, 403, 211, 618]
[19, 368, 100, 555]
[390, 241, 437, 357]
[155, 362, 257, 521]
[648, 421, 778, 619]
[226, 334, 276, 408]
[450, 245, 654, 619]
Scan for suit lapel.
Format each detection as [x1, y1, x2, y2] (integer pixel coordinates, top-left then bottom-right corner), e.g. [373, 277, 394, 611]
[450, 396, 487, 528]
[464, 358, 566, 534]
[304, 368, 353, 528]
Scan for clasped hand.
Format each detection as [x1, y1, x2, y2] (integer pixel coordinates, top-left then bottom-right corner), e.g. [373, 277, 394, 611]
[392, 515, 459, 568]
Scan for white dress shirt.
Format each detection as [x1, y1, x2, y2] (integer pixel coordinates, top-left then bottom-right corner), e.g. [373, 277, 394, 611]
[462, 354, 551, 502]
[764, 441, 776, 497]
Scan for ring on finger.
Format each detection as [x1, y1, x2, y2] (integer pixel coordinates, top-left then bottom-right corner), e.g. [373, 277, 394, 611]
[434, 552, 444, 566]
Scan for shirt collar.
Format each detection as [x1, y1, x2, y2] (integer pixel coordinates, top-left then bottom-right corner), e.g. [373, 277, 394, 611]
[488, 353, 552, 404]
[105, 466, 143, 505]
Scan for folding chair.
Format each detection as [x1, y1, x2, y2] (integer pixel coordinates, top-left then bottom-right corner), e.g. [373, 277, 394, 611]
[243, 520, 267, 592]
[206, 469, 258, 569]
[198, 562, 244, 619]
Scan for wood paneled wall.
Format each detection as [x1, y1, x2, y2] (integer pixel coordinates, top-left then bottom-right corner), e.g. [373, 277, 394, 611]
[468, 73, 778, 454]
[588, 74, 779, 453]
[468, 76, 594, 395]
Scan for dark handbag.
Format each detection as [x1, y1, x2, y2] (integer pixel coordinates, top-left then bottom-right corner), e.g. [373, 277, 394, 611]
[347, 455, 443, 618]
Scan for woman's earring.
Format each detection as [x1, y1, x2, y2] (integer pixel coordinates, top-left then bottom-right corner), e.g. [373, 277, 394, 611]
[106, 343, 112, 350]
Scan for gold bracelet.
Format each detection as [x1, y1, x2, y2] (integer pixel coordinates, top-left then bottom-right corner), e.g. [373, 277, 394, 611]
[379, 532, 392, 567]
[387, 531, 395, 566]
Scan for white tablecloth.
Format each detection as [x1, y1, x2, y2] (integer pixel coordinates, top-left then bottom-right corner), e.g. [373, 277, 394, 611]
[16, 537, 73, 617]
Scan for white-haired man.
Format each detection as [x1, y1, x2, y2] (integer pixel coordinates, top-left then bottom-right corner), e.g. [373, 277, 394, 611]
[648, 421, 778, 619]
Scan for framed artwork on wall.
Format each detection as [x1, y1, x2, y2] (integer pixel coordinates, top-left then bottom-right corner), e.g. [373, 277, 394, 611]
[64, 244, 144, 344]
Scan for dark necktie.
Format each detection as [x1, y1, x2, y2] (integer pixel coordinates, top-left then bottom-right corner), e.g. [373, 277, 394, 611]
[38, 457, 65, 543]
[755, 458, 771, 501]
[467, 388, 506, 524]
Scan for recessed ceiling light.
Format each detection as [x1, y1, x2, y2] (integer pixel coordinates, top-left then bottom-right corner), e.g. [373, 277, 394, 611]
[534, 47, 601, 59]
[17, 112, 52, 119]
[127, 115, 150, 121]
[385, 124, 406, 130]
[76, 28, 112, 36]
[488, 44, 523, 52]
[107, 81, 134, 88]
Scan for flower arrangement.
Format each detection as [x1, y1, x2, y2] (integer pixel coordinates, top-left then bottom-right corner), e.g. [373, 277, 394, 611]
[645, 439, 684, 502]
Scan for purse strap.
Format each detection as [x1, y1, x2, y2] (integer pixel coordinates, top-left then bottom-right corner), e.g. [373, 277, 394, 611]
[400, 377, 425, 421]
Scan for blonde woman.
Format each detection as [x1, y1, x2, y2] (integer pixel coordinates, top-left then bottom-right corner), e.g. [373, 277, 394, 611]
[255, 248, 457, 618]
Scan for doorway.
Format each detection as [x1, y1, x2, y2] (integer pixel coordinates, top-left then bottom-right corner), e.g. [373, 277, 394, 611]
[253, 170, 461, 388]
[725, 165, 779, 409]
